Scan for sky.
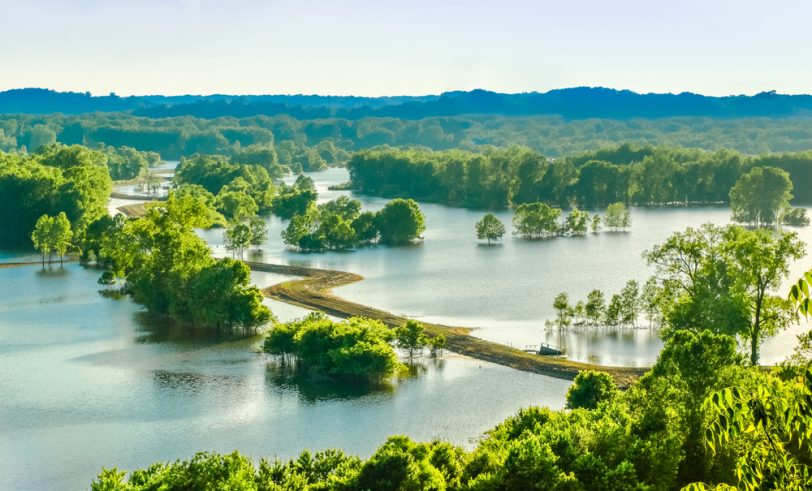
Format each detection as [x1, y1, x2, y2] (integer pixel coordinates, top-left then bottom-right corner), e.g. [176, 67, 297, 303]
[1, 0, 811, 97]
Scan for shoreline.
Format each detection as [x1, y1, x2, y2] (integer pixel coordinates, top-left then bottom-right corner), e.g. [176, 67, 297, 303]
[246, 261, 648, 386]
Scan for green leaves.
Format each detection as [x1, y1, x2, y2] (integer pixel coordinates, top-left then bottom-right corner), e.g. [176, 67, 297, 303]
[789, 271, 812, 317]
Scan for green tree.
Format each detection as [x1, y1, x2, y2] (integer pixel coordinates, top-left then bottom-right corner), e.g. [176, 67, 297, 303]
[31, 214, 55, 267]
[224, 223, 252, 259]
[647, 224, 803, 364]
[591, 214, 602, 233]
[605, 293, 622, 326]
[619, 279, 640, 327]
[562, 208, 589, 236]
[693, 370, 812, 491]
[723, 226, 804, 364]
[217, 190, 258, 221]
[640, 277, 662, 327]
[585, 289, 606, 325]
[604, 202, 631, 230]
[30, 212, 72, 267]
[395, 320, 428, 360]
[730, 166, 793, 228]
[512, 202, 561, 239]
[263, 314, 402, 383]
[565, 370, 619, 409]
[186, 258, 273, 332]
[376, 198, 425, 245]
[248, 216, 268, 251]
[783, 207, 810, 226]
[51, 211, 73, 266]
[475, 213, 506, 244]
[428, 334, 446, 357]
[552, 292, 572, 329]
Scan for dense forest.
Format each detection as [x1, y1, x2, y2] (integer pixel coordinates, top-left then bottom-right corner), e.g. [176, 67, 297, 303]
[0, 145, 112, 245]
[347, 145, 812, 208]
[6, 111, 812, 161]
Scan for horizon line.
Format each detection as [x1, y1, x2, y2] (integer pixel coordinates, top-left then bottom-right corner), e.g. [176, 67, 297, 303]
[0, 86, 804, 100]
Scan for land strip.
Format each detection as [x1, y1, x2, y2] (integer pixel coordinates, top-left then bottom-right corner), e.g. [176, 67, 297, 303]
[247, 261, 648, 386]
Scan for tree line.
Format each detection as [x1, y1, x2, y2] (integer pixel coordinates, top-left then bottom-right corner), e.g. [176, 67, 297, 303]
[347, 144, 812, 208]
[9, 112, 812, 165]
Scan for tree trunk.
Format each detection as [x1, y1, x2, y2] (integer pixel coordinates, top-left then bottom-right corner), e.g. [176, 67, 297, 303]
[751, 294, 763, 365]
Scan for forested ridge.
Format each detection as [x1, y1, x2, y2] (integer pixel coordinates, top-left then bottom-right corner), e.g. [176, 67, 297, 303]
[7, 87, 812, 120]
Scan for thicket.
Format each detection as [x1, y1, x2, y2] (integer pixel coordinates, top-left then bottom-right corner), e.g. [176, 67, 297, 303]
[0, 144, 111, 246]
[347, 144, 812, 208]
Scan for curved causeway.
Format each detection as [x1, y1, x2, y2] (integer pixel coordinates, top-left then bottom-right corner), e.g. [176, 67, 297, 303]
[246, 261, 648, 386]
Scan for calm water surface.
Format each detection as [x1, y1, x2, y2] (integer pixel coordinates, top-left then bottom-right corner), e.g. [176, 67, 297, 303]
[199, 167, 812, 366]
[0, 264, 568, 490]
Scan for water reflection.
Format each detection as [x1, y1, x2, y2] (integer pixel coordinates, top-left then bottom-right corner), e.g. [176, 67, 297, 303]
[153, 369, 246, 392]
[265, 363, 395, 403]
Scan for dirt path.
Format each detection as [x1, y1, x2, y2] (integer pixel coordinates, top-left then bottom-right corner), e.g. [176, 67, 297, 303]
[247, 261, 648, 386]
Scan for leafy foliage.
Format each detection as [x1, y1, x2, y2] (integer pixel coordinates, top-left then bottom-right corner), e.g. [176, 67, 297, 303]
[263, 313, 402, 383]
[99, 192, 272, 332]
[729, 166, 793, 228]
[0, 144, 111, 246]
[475, 213, 506, 244]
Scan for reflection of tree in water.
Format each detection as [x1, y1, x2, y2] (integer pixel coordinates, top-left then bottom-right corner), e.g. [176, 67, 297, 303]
[35, 267, 68, 278]
[264, 355, 447, 403]
[265, 363, 394, 403]
[152, 369, 246, 392]
[131, 311, 262, 346]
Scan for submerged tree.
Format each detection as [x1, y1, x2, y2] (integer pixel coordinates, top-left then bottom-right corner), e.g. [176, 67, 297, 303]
[513, 202, 561, 239]
[475, 213, 506, 244]
[395, 320, 428, 360]
[604, 202, 631, 230]
[31, 212, 72, 267]
[729, 166, 793, 228]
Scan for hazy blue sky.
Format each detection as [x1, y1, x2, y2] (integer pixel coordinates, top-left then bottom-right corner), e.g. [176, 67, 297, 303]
[2, 0, 810, 96]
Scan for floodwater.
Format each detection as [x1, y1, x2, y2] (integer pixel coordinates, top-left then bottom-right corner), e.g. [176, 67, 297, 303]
[199, 167, 812, 367]
[0, 264, 569, 490]
[3, 165, 810, 489]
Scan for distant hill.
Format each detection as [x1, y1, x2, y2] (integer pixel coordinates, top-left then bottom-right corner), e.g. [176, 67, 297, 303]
[3, 87, 812, 120]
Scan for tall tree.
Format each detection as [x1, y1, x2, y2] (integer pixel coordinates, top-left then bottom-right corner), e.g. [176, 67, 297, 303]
[729, 166, 793, 228]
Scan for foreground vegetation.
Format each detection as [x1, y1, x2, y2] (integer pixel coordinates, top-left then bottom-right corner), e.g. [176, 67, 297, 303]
[93, 330, 812, 489]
